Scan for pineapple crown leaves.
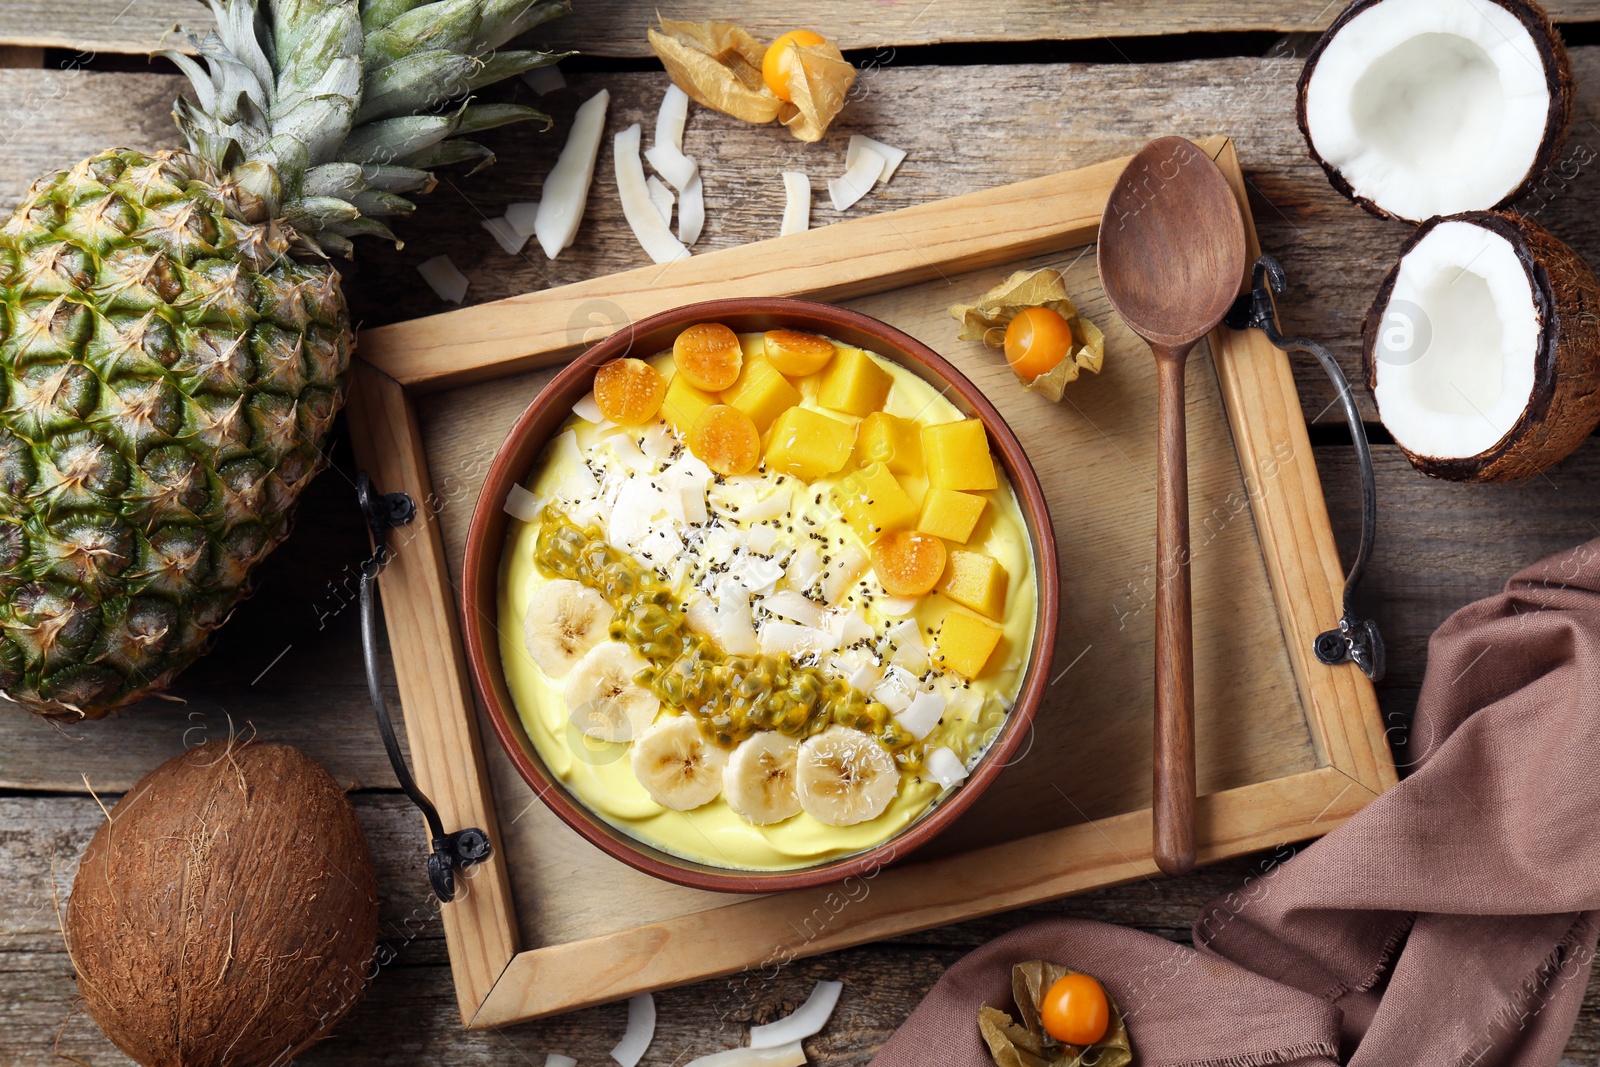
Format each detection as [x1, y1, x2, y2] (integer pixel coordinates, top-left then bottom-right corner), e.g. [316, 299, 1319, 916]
[159, 0, 570, 256]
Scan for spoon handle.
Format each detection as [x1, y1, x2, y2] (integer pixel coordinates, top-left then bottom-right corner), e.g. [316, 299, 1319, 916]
[1153, 347, 1196, 876]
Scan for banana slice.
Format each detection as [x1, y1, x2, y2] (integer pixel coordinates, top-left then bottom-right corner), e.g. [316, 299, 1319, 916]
[564, 641, 659, 742]
[631, 715, 728, 810]
[524, 579, 612, 677]
[723, 732, 803, 824]
[795, 726, 900, 827]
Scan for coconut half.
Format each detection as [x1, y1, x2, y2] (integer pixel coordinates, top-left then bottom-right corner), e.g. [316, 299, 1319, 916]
[1298, 0, 1573, 223]
[1364, 211, 1600, 481]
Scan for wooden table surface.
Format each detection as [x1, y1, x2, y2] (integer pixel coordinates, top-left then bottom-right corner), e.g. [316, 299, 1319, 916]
[5, 3, 1600, 1064]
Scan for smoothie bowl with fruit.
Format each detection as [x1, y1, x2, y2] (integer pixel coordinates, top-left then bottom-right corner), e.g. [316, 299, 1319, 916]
[462, 299, 1058, 891]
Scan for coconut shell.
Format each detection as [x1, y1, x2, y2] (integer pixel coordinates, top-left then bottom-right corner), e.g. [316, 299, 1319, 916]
[1363, 210, 1600, 482]
[1297, 0, 1575, 223]
[67, 741, 379, 1067]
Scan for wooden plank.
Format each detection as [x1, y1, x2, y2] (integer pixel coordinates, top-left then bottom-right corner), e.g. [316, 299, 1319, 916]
[344, 362, 519, 1022]
[7, 0, 1600, 58]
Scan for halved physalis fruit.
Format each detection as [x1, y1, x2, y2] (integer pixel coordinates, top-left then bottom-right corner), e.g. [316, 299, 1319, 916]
[690, 404, 762, 475]
[674, 322, 744, 391]
[871, 530, 947, 597]
[763, 30, 827, 103]
[762, 329, 836, 377]
[594, 358, 666, 425]
[1004, 306, 1074, 381]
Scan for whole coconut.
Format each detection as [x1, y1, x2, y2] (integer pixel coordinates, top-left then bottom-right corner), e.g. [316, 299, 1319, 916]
[68, 741, 380, 1067]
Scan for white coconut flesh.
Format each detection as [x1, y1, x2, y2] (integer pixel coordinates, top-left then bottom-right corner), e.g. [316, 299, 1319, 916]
[1304, 0, 1552, 220]
[1372, 220, 1542, 461]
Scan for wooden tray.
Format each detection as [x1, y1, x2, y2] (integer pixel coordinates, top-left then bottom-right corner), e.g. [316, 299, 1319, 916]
[345, 136, 1396, 1029]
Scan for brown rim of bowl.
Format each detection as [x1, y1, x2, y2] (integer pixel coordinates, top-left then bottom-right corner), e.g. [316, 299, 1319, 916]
[460, 297, 1060, 894]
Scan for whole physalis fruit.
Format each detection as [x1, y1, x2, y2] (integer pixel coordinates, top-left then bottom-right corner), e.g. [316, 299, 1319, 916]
[595, 357, 666, 425]
[674, 322, 744, 391]
[1040, 972, 1111, 1046]
[763, 29, 828, 102]
[67, 741, 379, 1067]
[691, 403, 762, 475]
[872, 530, 947, 597]
[1004, 306, 1075, 381]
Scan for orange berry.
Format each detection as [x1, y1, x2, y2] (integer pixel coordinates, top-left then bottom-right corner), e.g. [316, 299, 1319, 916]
[762, 329, 837, 377]
[871, 530, 947, 598]
[673, 323, 743, 391]
[1004, 306, 1074, 381]
[762, 30, 827, 103]
[1040, 973, 1110, 1046]
[593, 358, 665, 425]
[690, 404, 761, 475]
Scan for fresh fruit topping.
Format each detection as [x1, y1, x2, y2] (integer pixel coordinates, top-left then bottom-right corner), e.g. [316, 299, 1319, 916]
[924, 746, 969, 788]
[940, 550, 1008, 619]
[871, 530, 947, 597]
[762, 30, 828, 102]
[674, 322, 744, 390]
[917, 486, 986, 544]
[594, 357, 667, 425]
[565, 641, 660, 742]
[923, 419, 998, 490]
[765, 406, 855, 479]
[631, 715, 728, 810]
[833, 462, 918, 539]
[720, 355, 802, 431]
[762, 329, 836, 376]
[661, 373, 718, 436]
[1005, 305, 1075, 381]
[691, 404, 762, 475]
[817, 346, 894, 415]
[856, 411, 923, 475]
[524, 579, 614, 677]
[1040, 973, 1111, 1046]
[935, 608, 1004, 680]
[795, 726, 900, 826]
[724, 732, 804, 824]
[781, 171, 811, 235]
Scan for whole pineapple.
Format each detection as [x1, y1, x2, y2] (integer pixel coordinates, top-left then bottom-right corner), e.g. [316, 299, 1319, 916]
[0, 0, 566, 718]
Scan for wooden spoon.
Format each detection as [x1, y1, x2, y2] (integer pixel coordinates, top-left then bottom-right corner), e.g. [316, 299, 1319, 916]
[1097, 137, 1246, 877]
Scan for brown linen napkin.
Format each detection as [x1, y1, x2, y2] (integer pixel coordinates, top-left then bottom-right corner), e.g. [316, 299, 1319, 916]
[871, 539, 1600, 1067]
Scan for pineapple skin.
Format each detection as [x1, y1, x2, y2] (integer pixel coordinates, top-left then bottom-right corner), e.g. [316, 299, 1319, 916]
[0, 148, 348, 718]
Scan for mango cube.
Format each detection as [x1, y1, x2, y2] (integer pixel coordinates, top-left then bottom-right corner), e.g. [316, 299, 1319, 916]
[661, 374, 717, 436]
[922, 419, 997, 491]
[833, 462, 917, 539]
[856, 411, 923, 476]
[720, 356, 801, 432]
[935, 608, 1004, 680]
[918, 487, 986, 543]
[939, 550, 1007, 619]
[766, 406, 855, 480]
[817, 346, 893, 416]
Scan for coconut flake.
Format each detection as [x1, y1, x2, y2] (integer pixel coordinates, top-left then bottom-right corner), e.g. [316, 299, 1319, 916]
[616, 124, 691, 264]
[684, 1041, 807, 1067]
[765, 589, 826, 628]
[846, 134, 907, 185]
[646, 175, 675, 227]
[645, 141, 699, 192]
[847, 661, 881, 692]
[924, 746, 969, 788]
[888, 618, 929, 674]
[872, 665, 918, 713]
[718, 579, 758, 655]
[654, 82, 690, 153]
[749, 979, 844, 1048]
[678, 172, 705, 246]
[896, 690, 946, 741]
[759, 620, 838, 657]
[534, 88, 610, 259]
[747, 523, 779, 554]
[828, 147, 886, 211]
[416, 255, 468, 304]
[505, 200, 540, 237]
[545, 1056, 577, 1067]
[481, 215, 528, 255]
[522, 64, 566, 95]
[821, 542, 868, 604]
[780, 171, 811, 236]
[572, 391, 603, 423]
[504, 483, 541, 521]
[828, 609, 875, 647]
[610, 992, 656, 1067]
[878, 595, 918, 618]
[787, 545, 823, 590]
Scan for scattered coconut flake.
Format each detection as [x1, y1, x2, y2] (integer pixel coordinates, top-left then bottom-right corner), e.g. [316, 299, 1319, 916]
[735, 552, 785, 595]
[645, 141, 699, 192]
[647, 175, 675, 227]
[765, 589, 825, 628]
[787, 545, 823, 590]
[684, 594, 719, 636]
[481, 215, 528, 255]
[616, 124, 691, 264]
[534, 88, 610, 260]
[505, 200, 540, 237]
[606, 434, 653, 472]
[828, 146, 886, 211]
[848, 661, 882, 693]
[888, 618, 929, 674]
[655, 82, 690, 153]
[828, 609, 875, 647]
[820, 542, 868, 604]
[747, 523, 779, 554]
[641, 419, 677, 460]
[719, 483, 790, 523]
[545, 1055, 578, 1067]
[678, 171, 705, 246]
[878, 595, 918, 618]
[749, 979, 844, 1049]
[522, 64, 566, 95]
[417, 254, 468, 303]
[924, 746, 969, 788]
[780, 171, 810, 236]
[611, 992, 656, 1067]
[760, 620, 838, 657]
[503, 483, 540, 521]
[872, 666, 918, 713]
[684, 1041, 806, 1067]
[896, 690, 946, 741]
[718, 579, 758, 655]
[572, 391, 603, 423]
[846, 134, 907, 185]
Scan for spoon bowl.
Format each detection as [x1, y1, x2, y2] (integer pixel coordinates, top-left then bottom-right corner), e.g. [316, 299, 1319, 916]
[1097, 137, 1247, 876]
